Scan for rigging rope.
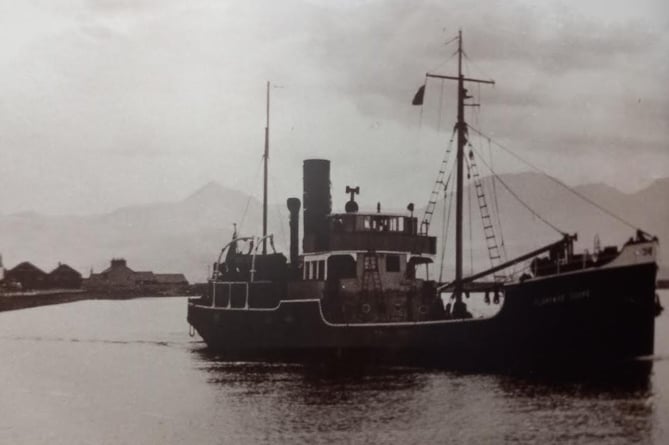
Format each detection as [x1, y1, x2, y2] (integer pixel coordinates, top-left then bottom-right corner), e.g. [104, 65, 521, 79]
[427, 35, 459, 74]
[421, 128, 456, 233]
[467, 168, 474, 274]
[468, 144, 566, 235]
[437, 80, 445, 131]
[467, 124, 642, 232]
[487, 137, 507, 261]
[462, 50, 494, 86]
[439, 186, 448, 282]
[270, 173, 288, 249]
[238, 156, 265, 234]
[438, 169, 455, 283]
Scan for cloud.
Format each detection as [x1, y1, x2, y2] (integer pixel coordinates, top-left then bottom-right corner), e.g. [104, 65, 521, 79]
[0, 0, 666, 216]
[289, 0, 669, 175]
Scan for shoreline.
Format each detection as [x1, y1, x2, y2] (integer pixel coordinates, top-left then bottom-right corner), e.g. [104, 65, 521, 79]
[3, 282, 666, 313]
[0, 288, 199, 313]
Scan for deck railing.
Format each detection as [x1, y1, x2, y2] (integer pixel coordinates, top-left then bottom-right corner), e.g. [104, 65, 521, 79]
[212, 281, 249, 308]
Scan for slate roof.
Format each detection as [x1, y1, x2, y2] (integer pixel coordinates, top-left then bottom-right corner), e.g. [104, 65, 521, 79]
[49, 263, 81, 277]
[134, 271, 156, 282]
[154, 273, 188, 284]
[8, 261, 47, 275]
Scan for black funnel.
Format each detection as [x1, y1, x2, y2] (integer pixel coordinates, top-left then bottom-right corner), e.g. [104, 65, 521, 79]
[303, 159, 331, 252]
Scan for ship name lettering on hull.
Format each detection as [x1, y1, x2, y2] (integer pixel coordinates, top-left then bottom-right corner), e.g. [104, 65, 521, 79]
[534, 290, 591, 306]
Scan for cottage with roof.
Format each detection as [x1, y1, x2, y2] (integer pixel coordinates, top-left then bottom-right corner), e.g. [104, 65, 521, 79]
[5, 262, 48, 290]
[48, 263, 82, 289]
[85, 258, 188, 292]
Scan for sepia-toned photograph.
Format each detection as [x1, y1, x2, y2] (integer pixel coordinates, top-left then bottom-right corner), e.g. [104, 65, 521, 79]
[1, 1, 667, 443]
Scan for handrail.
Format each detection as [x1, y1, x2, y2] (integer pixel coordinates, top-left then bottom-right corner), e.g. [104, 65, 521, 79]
[213, 236, 255, 279]
[250, 234, 276, 282]
[211, 281, 249, 309]
[211, 233, 276, 307]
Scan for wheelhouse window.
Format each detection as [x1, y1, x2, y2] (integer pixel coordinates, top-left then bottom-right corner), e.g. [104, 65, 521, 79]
[363, 216, 371, 230]
[355, 215, 408, 233]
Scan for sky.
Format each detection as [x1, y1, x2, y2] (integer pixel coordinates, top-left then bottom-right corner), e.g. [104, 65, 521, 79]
[0, 0, 667, 215]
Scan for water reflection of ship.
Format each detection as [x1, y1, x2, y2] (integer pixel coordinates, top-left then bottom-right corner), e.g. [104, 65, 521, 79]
[193, 356, 655, 444]
[188, 32, 660, 370]
[195, 358, 429, 432]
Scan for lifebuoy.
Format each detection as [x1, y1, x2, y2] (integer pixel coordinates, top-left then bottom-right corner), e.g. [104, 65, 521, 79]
[361, 303, 372, 314]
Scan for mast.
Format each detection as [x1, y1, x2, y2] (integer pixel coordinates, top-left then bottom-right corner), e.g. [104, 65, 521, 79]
[262, 81, 270, 255]
[455, 30, 465, 302]
[420, 31, 494, 315]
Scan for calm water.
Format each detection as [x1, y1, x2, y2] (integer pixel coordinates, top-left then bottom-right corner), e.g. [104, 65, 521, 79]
[1, 292, 669, 444]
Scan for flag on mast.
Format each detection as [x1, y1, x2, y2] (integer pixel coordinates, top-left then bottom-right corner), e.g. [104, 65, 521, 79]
[412, 84, 425, 106]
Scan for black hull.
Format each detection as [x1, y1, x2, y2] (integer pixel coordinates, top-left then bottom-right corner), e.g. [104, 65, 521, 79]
[188, 262, 657, 370]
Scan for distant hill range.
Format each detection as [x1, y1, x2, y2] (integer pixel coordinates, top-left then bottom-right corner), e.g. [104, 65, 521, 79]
[0, 173, 667, 282]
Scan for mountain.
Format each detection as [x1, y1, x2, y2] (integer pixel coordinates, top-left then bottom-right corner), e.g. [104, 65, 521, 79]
[422, 173, 669, 274]
[0, 182, 266, 282]
[0, 175, 667, 283]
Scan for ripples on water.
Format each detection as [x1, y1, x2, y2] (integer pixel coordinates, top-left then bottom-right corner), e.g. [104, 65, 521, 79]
[1, 293, 668, 444]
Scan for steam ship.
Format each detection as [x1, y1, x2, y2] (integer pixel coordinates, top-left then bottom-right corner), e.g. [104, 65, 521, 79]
[187, 33, 660, 369]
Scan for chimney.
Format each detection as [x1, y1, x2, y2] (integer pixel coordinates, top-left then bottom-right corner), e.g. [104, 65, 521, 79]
[286, 197, 301, 268]
[303, 159, 331, 252]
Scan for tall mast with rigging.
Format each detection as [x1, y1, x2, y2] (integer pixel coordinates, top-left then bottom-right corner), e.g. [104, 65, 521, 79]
[262, 81, 270, 255]
[421, 31, 495, 315]
[455, 30, 465, 306]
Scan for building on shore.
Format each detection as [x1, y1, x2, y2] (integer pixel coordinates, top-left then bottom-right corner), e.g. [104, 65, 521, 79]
[84, 258, 188, 293]
[48, 263, 83, 289]
[2, 261, 82, 291]
[4, 262, 49, 290]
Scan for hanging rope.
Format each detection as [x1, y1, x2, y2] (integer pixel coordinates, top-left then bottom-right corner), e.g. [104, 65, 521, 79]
[467, 124, 642, 232]
[437, 80, 445, 131]
[439, 185, 449, 282]
[468, 168, 474, 274]
[438, 169, 455, 283]
[462, 50, 494, 86]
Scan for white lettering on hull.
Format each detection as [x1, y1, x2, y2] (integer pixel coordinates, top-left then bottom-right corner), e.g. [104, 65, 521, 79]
[534, 290, 591, 307]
